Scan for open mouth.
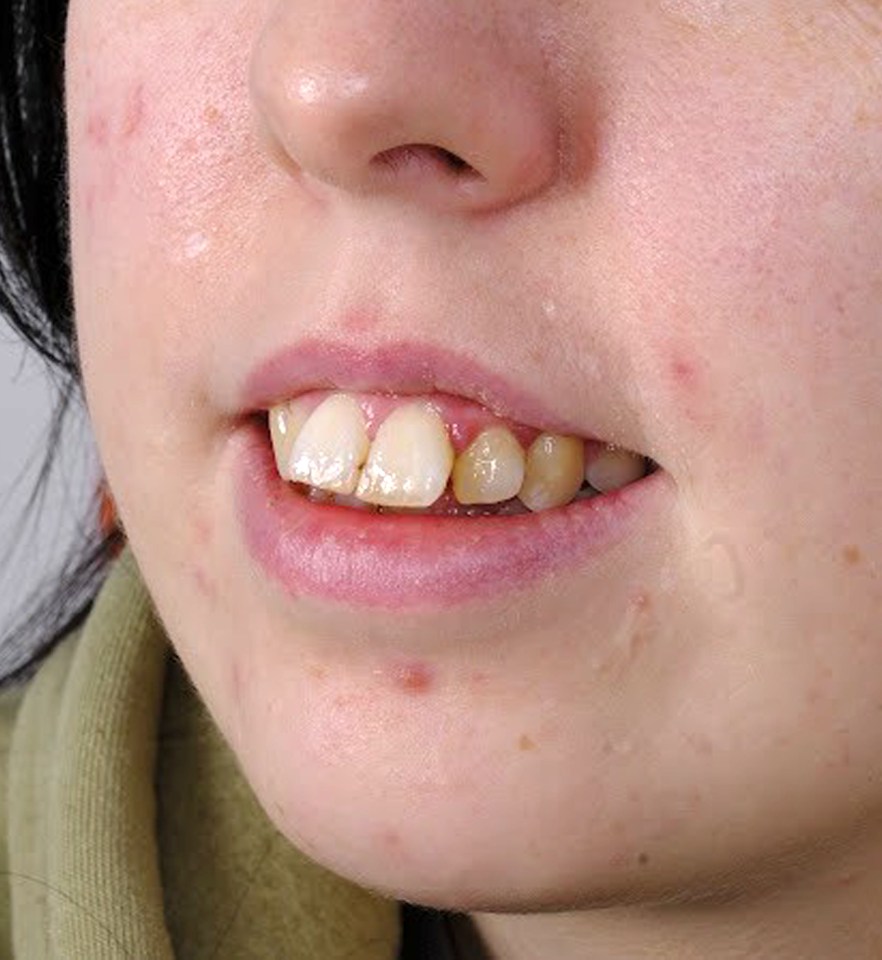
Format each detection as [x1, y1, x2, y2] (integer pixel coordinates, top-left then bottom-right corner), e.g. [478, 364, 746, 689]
[267, 390, 657, 519]
[230, 341, 670, 610]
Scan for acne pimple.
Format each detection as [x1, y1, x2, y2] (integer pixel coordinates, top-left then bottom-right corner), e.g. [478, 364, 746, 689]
[385, 661, 434, 694]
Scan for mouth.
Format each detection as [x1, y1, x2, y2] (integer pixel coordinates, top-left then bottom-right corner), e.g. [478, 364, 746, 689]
[230, 340, 671, 609]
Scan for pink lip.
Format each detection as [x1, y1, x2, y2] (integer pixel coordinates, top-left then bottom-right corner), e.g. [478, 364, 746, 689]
[238, 338, 593, 437]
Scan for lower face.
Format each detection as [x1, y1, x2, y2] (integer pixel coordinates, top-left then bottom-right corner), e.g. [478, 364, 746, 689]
[66, 0, 882, 910]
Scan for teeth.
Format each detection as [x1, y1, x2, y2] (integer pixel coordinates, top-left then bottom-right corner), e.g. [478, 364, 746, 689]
[452, 427, 526, 505]
[517, 434, 585, 512]
[269, 400, 312, 479]
[585, 447, 647, 493]
[355, 403, 454, 508]
[288, 394, 370, 494]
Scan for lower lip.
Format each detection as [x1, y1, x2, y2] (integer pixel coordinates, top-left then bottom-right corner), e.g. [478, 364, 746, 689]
[232, 420, 669, 610]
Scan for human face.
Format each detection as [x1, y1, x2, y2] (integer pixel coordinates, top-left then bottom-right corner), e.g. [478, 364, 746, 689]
[67, 0, 882, 916]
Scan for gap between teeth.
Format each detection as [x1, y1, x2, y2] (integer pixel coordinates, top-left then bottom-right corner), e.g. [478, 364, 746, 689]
[269, 393, 651, 515]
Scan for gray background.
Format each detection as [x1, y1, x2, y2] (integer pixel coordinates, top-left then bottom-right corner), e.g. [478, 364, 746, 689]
[0, 327, 97, 635]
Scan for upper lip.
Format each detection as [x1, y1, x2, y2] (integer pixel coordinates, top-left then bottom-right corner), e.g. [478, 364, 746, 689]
[238, 336, 606, 439]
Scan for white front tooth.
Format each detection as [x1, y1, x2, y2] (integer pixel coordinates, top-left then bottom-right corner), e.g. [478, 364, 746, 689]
[518, 434, 584, 512]
[585, 447, 647, 493]
[288, 394, 370, 494]
[452, 427, 525, 505]
[355, 403, 454, 507]
[269, 400, 311, 479]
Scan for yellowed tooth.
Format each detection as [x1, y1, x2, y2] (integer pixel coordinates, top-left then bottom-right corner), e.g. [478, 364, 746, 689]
[452, 427, 525, 505]
[585, 447, 647, 493]
[269, 400, 311, 479]
[288, 393, 370, 494]
[355, 403, 454, 507]
[518, 434, 584, 512]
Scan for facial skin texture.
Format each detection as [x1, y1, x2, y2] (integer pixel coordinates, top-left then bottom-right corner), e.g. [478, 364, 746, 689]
[66, 1, 882, 957]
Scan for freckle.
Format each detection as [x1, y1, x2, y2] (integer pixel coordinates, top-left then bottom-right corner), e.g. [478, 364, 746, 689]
[86, 113, 110, 147]
[843, 545, 862, 566]
[637, 851, 650, 866]
[121, 82, 146, 140]
[390, 661, 434, 694]
[518, 734, 536, 752]
[204, 104, 222, 126]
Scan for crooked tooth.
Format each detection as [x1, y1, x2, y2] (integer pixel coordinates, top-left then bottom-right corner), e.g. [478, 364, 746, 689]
[288, 393, 370, 494]
[585, 447, 647, 493]
[269, 401, 311, 479]
[452, 427, 525, 505]
[518, 434, 584, 512]
[355, 403, 454, 508]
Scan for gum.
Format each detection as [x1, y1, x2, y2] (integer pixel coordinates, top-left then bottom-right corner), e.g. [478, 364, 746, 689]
[273, 389, 610, 459]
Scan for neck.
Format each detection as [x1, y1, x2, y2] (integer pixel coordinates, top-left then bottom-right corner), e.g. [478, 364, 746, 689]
[454, 826, 882, 960]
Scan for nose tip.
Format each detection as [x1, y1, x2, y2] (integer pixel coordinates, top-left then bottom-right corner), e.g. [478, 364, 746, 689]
[249, 4, 562, 215]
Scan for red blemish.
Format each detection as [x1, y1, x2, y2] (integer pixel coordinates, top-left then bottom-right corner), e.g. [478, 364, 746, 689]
[86, 113, 110, 147]
[390, 661, 433, 694]
[340, 308, 381, 335]
[121, 82, 146, 140]
[380, 828, 401, 849]
[669, 353, 700, 393]
[192, 566, 217, 599]
[470, 671, 489, 686]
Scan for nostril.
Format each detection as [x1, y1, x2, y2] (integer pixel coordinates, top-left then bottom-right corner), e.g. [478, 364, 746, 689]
[372, 143, 481, 178]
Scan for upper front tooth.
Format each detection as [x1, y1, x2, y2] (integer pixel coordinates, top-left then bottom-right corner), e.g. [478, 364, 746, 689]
[585, 447, 647, 493]
[269, 400, 312, 480]
[518, 434, 584, 512]
[288, 394, 370, 494]
[355, 403, 454, 508]
[452, 427, 525, 505]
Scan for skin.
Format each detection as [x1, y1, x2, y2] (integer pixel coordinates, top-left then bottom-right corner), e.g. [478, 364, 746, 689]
[65, 0, 882, 957]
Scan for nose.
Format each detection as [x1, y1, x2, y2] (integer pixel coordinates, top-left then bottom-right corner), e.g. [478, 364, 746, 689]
[250, 1, 564, 215]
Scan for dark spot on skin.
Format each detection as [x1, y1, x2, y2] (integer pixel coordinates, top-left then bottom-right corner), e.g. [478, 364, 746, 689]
[518, 734, 536, 752]
[204, 104, 223, 126]
[389, 661, 433, 694]
[86, 113, 110, 147]
[637, 852, 650, 866]
[843, 544, 862, 566]
[308, 665, 327, 681]
[121, 82, 146, 140]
